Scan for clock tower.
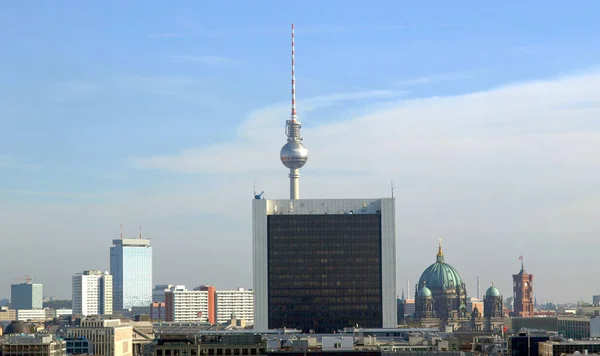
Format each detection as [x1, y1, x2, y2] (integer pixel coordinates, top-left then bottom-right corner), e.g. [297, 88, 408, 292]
[512, 258, 534, 317]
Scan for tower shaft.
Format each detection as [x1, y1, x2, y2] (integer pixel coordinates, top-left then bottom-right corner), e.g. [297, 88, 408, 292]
[290, 169, 299, 199]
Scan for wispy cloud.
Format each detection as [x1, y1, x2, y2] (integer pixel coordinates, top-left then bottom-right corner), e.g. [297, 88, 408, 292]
[129, 70, 600, 176]
[43, 75, 222, 107]
[129, 89, 407, 173]
[109, 75, 225, 106]
[164, 55, 242, 65]
[0, 188, 111, 202]
[123, 69, 600, 303]
[396, 69, 488, 86]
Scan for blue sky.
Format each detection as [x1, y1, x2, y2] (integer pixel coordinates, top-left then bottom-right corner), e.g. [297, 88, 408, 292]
[0, 1, 599, 303]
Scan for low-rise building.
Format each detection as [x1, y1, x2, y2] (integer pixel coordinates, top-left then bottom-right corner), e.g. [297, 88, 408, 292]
[539, 340, 600, 356]
[154, 331, 266, 356]
[1, 334, 66, 356]
[67, 317, 133, 356]
[0, 307, 16, 322]
[558, 315, 600, 339]
[16, 309, 47, 321]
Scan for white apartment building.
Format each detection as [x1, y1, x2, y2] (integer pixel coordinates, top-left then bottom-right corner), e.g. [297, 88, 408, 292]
[215, 288, 254, 325]
[72, 270, 113, 316]
[54, 309, 73, 318]
[16, 309, 47, 321]
[44, 309, 73, 319]
[165, 286, 210, 323]
[67, 318, 132, 356]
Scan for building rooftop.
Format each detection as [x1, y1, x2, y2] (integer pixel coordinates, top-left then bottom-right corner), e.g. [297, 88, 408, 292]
[111, 238, 150, 246]
[154, 323, 302, 336]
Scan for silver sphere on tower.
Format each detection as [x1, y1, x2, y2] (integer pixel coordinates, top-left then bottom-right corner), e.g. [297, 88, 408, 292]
[280, 141, 308, 169]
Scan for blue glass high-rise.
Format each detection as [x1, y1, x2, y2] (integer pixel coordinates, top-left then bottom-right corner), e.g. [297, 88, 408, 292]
[110, 238, 153, 310]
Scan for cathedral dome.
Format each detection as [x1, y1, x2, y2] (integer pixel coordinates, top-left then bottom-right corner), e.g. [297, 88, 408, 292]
[418, 284, 432, 298]
[418, 243, 463, 291]
[486, 284, 501, 297]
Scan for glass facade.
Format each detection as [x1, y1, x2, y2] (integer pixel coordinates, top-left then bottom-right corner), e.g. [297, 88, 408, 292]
[10, 283, 43, 310]
[110, 240, 153, 310]
[267, 214, 382, 333]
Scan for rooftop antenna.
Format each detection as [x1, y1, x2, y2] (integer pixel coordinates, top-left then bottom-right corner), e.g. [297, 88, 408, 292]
[280, 23, 308, 200]
[120, 224, 123, 239]
[254, 181, 265, 199]
[139, 224, 143, 239]
[477, 276, 480, 300]
[391, 181, 395, 199]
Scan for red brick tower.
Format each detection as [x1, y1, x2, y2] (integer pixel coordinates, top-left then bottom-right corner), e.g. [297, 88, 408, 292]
[512, 257, 534, 317]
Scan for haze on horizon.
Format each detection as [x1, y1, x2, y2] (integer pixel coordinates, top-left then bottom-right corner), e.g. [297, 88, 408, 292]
[0, 1, 599, 305]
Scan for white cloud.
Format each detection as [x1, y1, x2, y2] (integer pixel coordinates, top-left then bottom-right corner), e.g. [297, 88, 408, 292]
[2, 69, 600, 302]
[123, 69, 600, 303]
[129, 89, 407, 173]
[395, 69, 486, 86]
[132, 70, 600, 177]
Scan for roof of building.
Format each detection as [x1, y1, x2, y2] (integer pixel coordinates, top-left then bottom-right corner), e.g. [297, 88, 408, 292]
[417, 243, 464, 292]
[4, 320, 31, 335]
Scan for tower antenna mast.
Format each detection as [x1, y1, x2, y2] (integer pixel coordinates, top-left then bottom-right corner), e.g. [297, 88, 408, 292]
[291, 24, 297, 121]
[280, 23, 308, 199]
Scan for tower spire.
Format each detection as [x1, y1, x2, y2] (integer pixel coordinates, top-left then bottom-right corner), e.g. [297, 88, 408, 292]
[519, 255, 524, 272]
[280, 23, 308, 199]
[291, 23, 296, 121]
[436, 238, 444, 263]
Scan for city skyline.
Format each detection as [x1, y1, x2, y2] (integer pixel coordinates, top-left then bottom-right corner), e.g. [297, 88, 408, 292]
[1, 1, 600, 303]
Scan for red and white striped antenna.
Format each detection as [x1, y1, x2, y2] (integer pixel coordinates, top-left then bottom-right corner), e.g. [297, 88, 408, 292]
[291, 23, 297, 122]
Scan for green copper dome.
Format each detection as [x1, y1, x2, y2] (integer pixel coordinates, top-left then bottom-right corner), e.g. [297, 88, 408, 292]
[486, 284, 501, 297]
[418, 284, 432, 298]
[417, 243, 464, 291]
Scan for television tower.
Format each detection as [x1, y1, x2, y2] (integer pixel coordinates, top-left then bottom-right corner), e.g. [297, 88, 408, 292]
[280, 23, 308, 200]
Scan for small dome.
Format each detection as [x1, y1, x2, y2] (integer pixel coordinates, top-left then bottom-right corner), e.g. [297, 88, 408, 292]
[4, 320, 31, 335]
[418, 285, 432, 298]
[486, 285, 501, 298]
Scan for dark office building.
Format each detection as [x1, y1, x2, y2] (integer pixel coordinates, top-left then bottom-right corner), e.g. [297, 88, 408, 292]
[253, 198, 397, 332]
[510, 334, 550, 356]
